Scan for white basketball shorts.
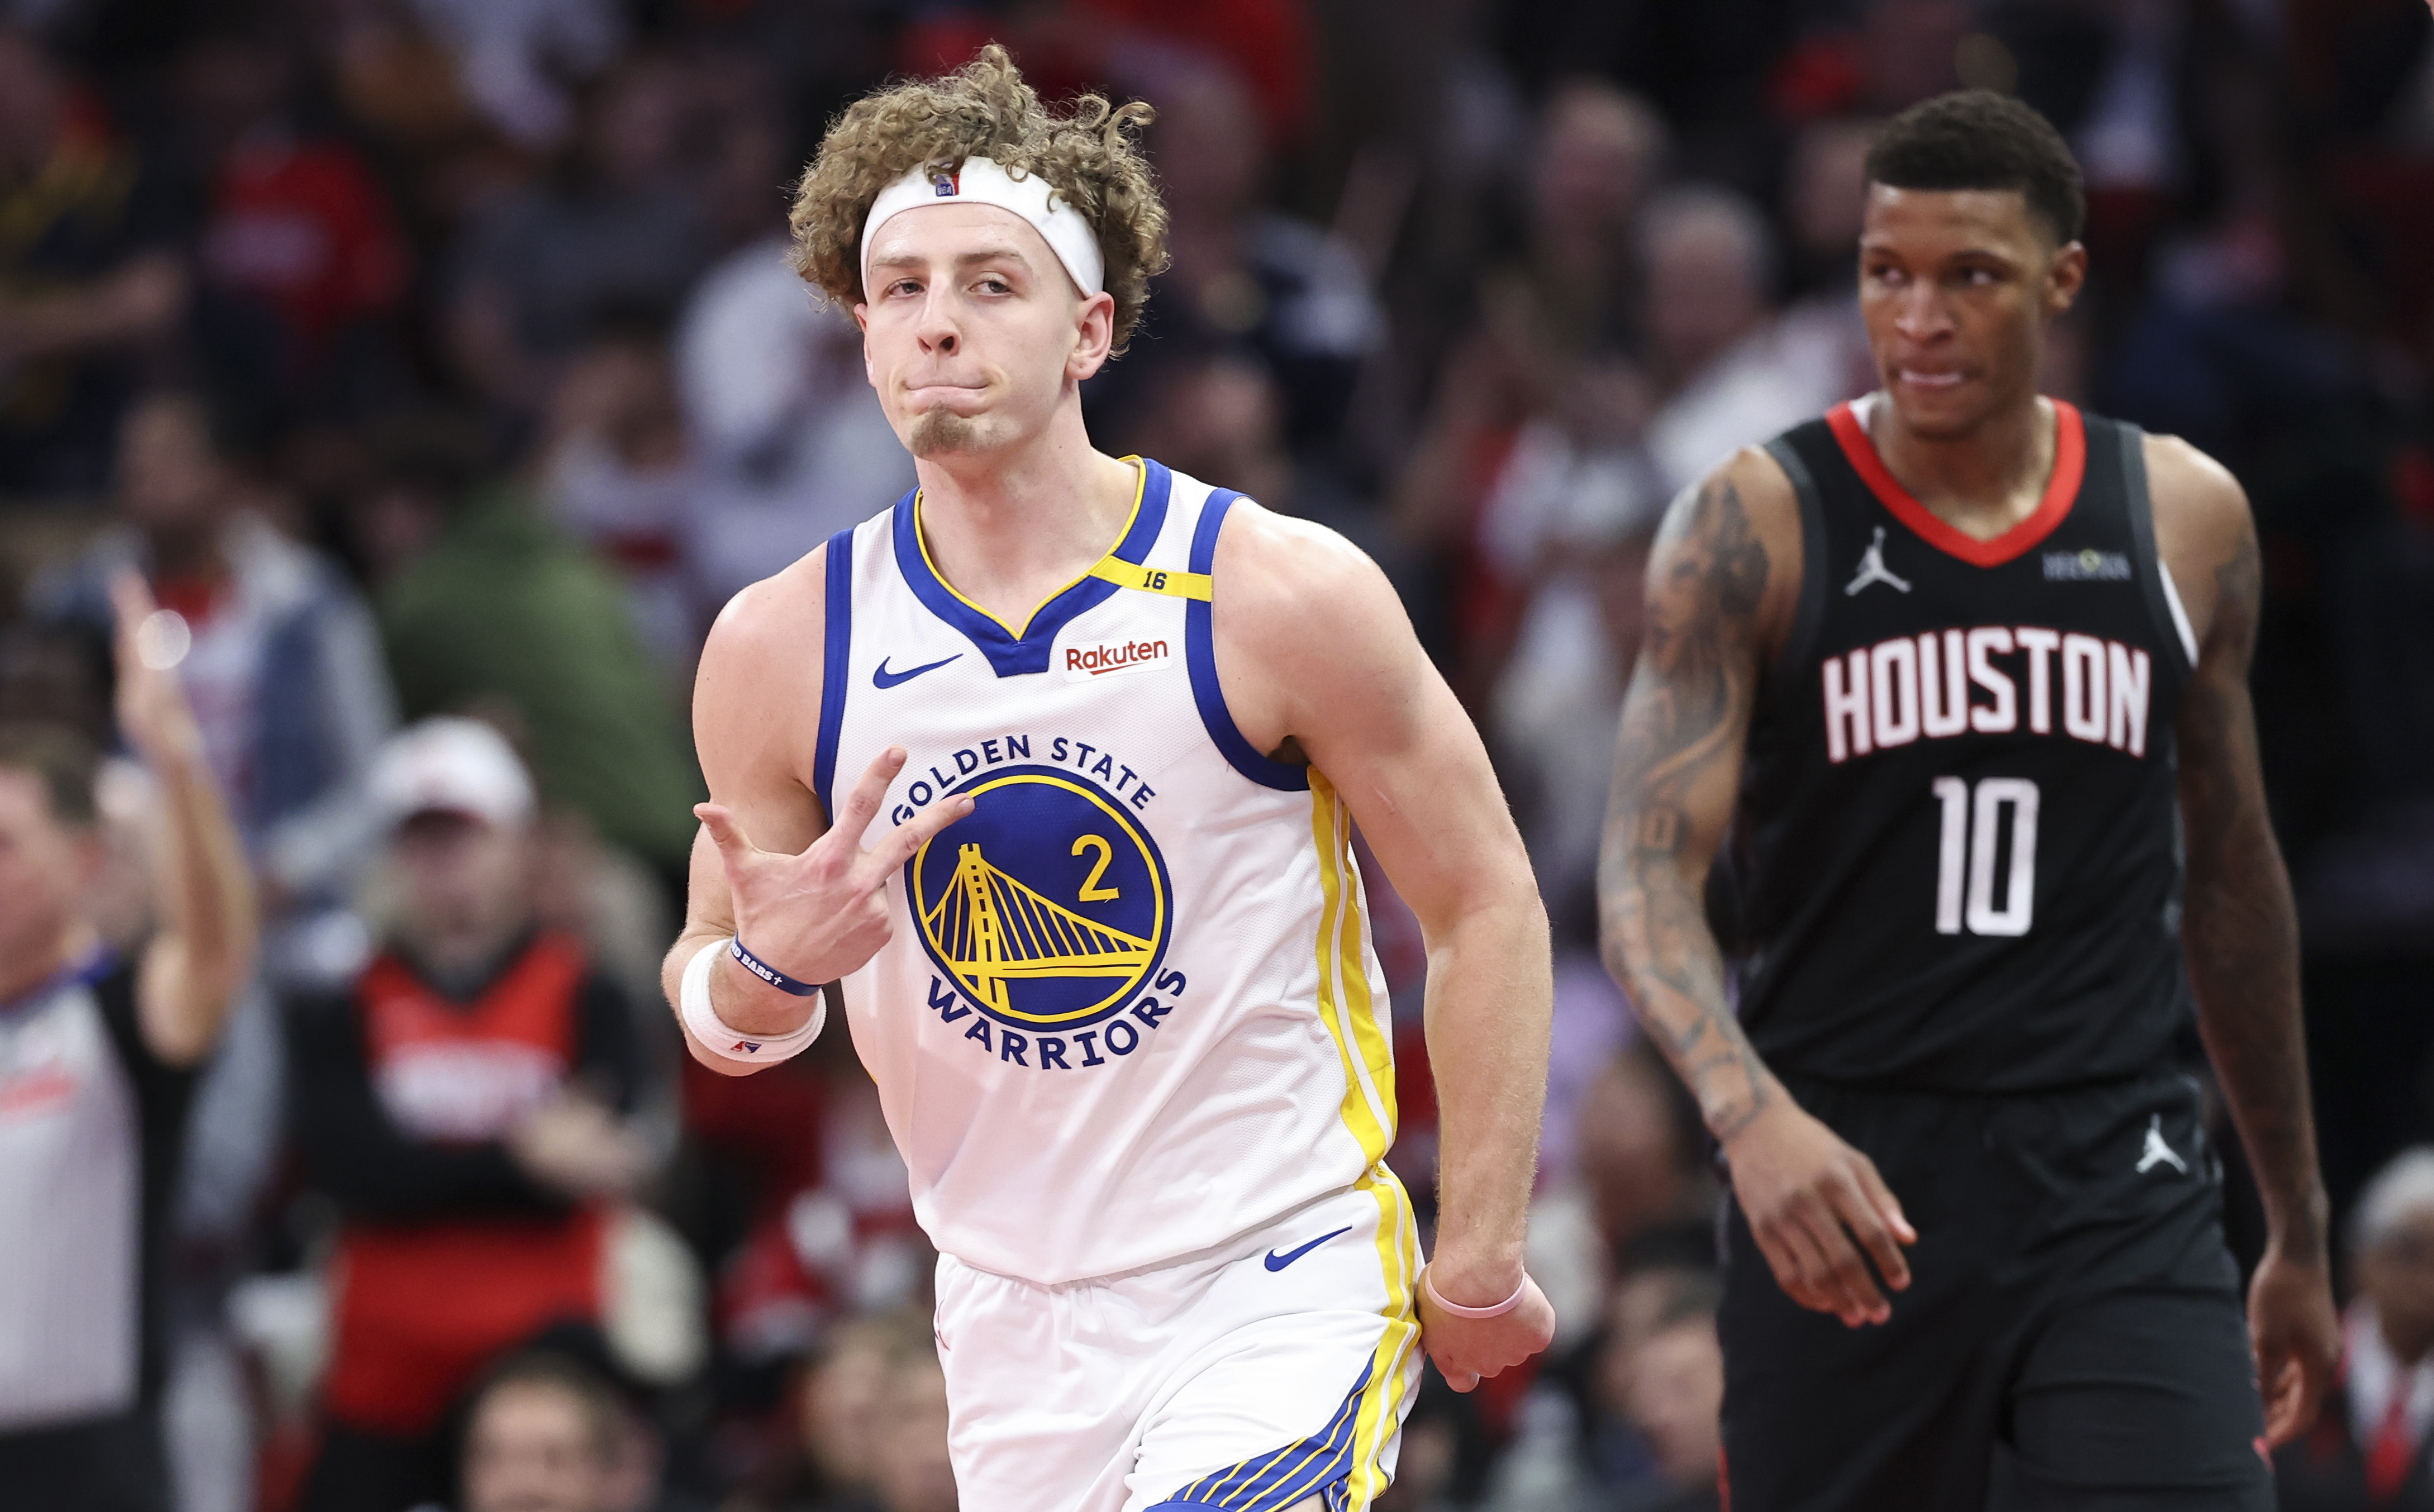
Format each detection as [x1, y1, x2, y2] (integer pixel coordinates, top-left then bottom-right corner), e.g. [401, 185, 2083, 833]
[932, 1166, 1423, 1512]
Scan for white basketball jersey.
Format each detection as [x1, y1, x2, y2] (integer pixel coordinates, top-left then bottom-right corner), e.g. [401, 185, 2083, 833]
[816, 458, 1395, 1285]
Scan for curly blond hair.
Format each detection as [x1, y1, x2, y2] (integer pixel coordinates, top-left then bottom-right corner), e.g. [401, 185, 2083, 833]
[788, 45, 1168, 352]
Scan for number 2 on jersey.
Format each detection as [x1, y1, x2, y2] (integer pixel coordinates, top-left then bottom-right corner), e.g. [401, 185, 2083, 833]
[1932, 777, 2039, 937]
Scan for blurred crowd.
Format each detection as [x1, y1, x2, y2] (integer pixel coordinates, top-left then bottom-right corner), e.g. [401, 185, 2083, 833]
[4, 0, 2434, 1509]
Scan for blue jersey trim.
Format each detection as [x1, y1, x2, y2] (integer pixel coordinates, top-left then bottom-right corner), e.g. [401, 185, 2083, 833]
[1158, 1356, 1372, 1512]
[812, 527, 854, 816]
[1186, 489, 1309, 791]
[891, 460, 1173, 676]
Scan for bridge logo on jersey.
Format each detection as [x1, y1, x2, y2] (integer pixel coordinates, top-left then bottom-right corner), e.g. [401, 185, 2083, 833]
[908, 765, 1172, 1032]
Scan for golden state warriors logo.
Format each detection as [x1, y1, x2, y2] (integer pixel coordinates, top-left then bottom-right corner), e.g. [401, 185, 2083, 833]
[908, 765, 1171, 1030]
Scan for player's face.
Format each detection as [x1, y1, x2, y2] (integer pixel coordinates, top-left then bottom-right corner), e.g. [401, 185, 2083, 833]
[857, 204, 1116, 461]
[1856, 184, 2085, 440]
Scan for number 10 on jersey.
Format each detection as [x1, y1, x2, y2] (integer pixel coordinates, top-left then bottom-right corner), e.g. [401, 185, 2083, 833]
[1932, 777, 2039, 937]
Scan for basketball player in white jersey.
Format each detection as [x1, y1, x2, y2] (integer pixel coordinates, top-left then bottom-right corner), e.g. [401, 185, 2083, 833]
[659, 47, 1554, 1512]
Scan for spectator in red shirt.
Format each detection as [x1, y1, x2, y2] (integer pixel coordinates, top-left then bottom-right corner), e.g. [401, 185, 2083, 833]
[174, 18, 413, 432]
[285, 718, 653, 1512]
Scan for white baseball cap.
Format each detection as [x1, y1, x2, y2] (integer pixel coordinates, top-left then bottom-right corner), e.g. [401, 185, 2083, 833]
[369, 717, 537, 831]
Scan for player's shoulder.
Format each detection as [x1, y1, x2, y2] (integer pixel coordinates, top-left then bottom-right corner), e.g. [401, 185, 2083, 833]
[697, 541, 832, 704]
[1656, 443, 1803, 549]
[2137, 428, 2251, 539]
[2131, 428, 2255, 656]
[1204, 495, 1406, 654]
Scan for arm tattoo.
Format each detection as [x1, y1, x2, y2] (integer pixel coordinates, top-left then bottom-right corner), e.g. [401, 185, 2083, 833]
[2178, 534, 2327, 1258]
[1598, 477, 1775, 1139]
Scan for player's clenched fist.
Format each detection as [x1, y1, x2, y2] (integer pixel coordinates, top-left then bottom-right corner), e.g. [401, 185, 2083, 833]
[1414, 1265, 1556, 1393]
[1724, 1098, 1916, 1328]
[695, 746, 973, 1034]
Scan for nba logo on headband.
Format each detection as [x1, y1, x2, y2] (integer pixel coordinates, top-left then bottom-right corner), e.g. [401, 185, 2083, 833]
[932, 171, 959, 197]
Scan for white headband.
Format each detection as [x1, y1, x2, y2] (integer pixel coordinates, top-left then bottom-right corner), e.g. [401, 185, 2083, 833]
[859, 156, 1106, 299]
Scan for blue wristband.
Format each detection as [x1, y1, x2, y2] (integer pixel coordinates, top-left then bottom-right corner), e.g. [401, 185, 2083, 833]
[728, 937, 823, 997]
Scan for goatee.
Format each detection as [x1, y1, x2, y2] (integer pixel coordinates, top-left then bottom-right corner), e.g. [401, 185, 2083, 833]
[909, 408, 982, 457]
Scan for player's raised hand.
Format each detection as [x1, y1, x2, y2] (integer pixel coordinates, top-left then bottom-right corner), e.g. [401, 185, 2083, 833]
[1724, 1097, 1916, 1328]
[1414, 1265, 1556, 1393]
[694, 746, 972, 1015]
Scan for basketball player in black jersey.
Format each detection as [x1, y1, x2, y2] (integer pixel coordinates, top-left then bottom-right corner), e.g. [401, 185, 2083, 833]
[1599, 91, 2341, 1509]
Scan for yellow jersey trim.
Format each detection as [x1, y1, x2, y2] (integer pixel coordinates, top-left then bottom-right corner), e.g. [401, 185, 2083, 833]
[1086, 556, 1213, 600]
[1349, 1165, 1421, 1507]
[911, 457, 1149, 639]
[1309, 770, 1397, 1166]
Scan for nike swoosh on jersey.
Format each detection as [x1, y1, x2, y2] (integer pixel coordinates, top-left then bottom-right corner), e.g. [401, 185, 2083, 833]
[873, 653, 963, 689]
[1264, 1225, 1354, 1271]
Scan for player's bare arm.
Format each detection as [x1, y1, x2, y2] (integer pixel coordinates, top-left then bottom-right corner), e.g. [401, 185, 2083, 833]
[2147, 435, 2340, 1444]
[659, 549, 975, 1075]
[1213, 501, 1557, 1392]
[1598, 447, 1918, 1330]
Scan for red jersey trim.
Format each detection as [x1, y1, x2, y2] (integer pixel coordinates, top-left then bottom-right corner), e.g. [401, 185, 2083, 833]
[1824, 399, 2087, 568]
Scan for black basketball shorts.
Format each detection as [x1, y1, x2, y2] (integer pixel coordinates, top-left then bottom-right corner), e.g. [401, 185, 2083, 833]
[1716, 1072, 2273, 1512]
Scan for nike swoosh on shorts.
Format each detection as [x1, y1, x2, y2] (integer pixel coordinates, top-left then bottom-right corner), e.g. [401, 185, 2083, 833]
[1264, 1226, 1354, 1271]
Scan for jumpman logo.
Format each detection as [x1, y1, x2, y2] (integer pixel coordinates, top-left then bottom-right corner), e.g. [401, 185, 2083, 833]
[1845, 527, 1913, 596]
[2137, 1115, 2188, 1175]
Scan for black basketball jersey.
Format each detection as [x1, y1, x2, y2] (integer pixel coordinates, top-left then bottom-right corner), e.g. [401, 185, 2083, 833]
[1729, 399, 2200, 1093]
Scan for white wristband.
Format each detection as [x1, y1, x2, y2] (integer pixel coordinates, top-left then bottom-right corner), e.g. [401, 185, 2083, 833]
[1421, 1266, 1529, 1320]
[680, 935, 823, 1066]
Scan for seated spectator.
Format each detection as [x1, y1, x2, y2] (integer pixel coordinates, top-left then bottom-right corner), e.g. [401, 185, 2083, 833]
[371, 432, 703, 899]
[1768, 116, 1880, 408]
[1638, 187, 1849, 496]
[1610, 1276, 1723, 1512]
[413, 0, 624, 152]
[1485, 456, 1659, 925]
[174, 15, 414, 437]
[1575, 1039, 1719, 1263]
[1114, 350, 1411, 627]
[0, 575, 258, 1512]
[446, 52, 712, 417]
[1504, 80, 1669, 363]
[789, 1316, 912, 1511]
[2278, 1147, 2434, 1510]
[30, 389, 397, 915]
[458, 1352, 635, 1512]
[1397, 82, 1666, 708]
[286, 718, 652, 1512]
[867, 1347, 957, 1512]
[780, 1315, 952, 1512]
[0, 618, 112, 744]
[0, 27, 189, 499]
[673, 85, 912, 609]
[703, 1029, 927, 1372]
[539, 309, 701, 675]
[1095, 56, 1382, 470]
[1577, 1249, 1721, 1499]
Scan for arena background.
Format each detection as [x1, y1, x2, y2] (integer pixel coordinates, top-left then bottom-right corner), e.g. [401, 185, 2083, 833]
[3, 0, 2432, 1508]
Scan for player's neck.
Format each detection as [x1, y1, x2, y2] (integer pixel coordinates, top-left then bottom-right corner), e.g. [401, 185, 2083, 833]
[1865, 390, 2056, 542]
[913, 406, 1142, 630]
